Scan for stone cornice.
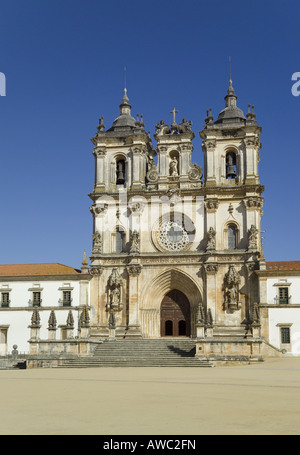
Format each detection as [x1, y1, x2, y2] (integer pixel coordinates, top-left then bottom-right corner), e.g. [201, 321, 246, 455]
[256, 270, 300, 277]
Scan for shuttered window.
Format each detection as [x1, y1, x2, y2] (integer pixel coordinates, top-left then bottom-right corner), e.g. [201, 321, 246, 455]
[281, 327, 291, 344]
[279, 287, 289, 305]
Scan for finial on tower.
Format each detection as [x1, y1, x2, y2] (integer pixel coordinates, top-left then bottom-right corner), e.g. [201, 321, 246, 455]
[81, 249, 89, 273]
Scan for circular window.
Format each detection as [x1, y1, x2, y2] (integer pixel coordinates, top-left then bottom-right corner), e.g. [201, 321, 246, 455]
[158, 221, 190, 252]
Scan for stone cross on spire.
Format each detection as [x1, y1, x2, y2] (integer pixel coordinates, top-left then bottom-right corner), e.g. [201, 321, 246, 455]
[170, 107, 178, 124]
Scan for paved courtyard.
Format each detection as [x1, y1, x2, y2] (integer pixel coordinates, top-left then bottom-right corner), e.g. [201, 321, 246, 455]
[0, 357, 300, 435]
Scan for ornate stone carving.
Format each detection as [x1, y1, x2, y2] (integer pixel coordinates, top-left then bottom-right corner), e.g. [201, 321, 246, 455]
[205, 140, 216, 151]
[248, 225, 258, 251]
[197, 303, 214, 329]
[146, 156, 159, 183]
[155, 120, 171, 136]
[244, 197, 263, 210]
[206, 227, 216, 252]
[204, 263, 219, 273]
[30, 308, 41, 327]
[205, 199, 219, 212]
[128, 200, 145, 214]
[90, 203, 108, 216]
[127, 264, 142, 276]
[224, 265, 241, 313]
[158, 221, 190, 252]
[66, 310, 74, 329]
[188, 163, 203, 182]
[80, 306, 90, 328]
[178, 118, 193, 133]
[130, 230, 140, 254]
[93, 146, 106, 156]
[48, 310, 57, 330]
[170, 157, 179, 176]
[89, 266, 103, 276]
[107, 268, 123, 312]
[92, 231, 102, 254]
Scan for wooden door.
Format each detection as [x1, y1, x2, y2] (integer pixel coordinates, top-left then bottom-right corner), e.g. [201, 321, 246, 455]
[160, 290, 191, 337]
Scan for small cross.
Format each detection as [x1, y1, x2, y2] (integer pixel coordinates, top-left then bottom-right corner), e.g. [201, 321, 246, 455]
[170, 107, 178, 123]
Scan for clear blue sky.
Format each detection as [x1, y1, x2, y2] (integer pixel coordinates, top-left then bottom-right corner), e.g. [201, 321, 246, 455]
[0, 0, 299, 267]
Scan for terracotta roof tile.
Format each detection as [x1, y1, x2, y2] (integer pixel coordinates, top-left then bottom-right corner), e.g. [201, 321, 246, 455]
[266, 261, 300, 271]
[0, 263, 82, 277]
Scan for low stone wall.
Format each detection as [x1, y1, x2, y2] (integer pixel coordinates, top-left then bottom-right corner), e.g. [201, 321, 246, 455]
[196, 337, 285, 363]
[196, 337, 264, 362]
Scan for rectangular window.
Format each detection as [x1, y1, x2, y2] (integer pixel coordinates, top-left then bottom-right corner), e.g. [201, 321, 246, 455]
[228, 224, 237, 250]
[32, 291, 41, 307]
[0, 328, 7, 354]
[62, 290, 72, 307]
[279, 287, 289, 305]
[1, 292, 10, 308]
[116, 230, 124, 254]
[281, 327, 291, 344]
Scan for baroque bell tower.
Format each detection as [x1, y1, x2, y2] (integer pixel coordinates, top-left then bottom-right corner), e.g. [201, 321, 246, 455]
[199, 77, 264, 351]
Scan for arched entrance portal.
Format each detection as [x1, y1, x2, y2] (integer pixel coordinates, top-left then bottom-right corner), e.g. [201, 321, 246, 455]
[161, 290, 191, 337]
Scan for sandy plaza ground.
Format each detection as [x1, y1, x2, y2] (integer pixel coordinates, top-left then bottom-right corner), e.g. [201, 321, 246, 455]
[0, 357, 300, 436]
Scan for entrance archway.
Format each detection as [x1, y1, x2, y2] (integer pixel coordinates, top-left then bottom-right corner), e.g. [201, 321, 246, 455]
[161, 290, 191, 337]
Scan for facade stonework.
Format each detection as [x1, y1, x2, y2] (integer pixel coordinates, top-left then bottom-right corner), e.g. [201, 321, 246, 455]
[87, 81, 266, 361]
[0, 82, 299, 365]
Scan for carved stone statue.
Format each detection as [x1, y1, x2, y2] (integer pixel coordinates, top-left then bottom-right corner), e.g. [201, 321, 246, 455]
[224, 265, 241, 313]
[130, 230, 140, 254]
[248, 224, 258, 250]
[178, 118, 193, 133]
[107, 268, 123, 312]
[109, 287, 121, 311]
[170, 157, 178, 176]
[92, 231, 102, 254]
[155, 120, 171, 136]
[206, 227, 216, 251]
[188, 163, 203, 182]
[146, 156, 159, 184]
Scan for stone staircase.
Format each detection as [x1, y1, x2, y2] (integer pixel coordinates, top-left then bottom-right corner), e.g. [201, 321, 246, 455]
[57, 339, 213, 368]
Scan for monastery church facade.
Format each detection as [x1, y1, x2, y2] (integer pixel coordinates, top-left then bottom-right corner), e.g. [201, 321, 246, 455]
[1, 80, 300, 364]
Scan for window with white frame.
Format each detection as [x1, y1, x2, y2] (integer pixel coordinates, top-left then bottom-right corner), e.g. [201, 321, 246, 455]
[281, 327, 291, 344]
[1, 292, 10, 308]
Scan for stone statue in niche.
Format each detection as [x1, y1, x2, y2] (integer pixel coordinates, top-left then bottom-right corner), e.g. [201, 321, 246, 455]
[109, 287, 121, 311]
[248, 225, 258, 250]
[206, 227, 216, 251]
[170, 156, 178, 176]
[92, 231, 102, 254]
[224, 265, 241, 313]
[107, 268, 123, 312]
[130, 230, 140, 254]
[146, 156, 159, 184]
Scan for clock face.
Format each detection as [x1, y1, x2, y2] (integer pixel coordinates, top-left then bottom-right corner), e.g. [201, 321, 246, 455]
[158, 221, 190, 251]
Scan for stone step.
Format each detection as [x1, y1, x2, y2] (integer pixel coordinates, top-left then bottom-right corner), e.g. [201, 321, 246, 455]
[57, 339, 214, 368]
[54, 339, 212, 368]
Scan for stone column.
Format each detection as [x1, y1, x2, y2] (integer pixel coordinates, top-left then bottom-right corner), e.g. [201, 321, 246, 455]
[94, 148, 107, 191]
[127, 263, 142, 337]
[204, 262, 218, 329]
